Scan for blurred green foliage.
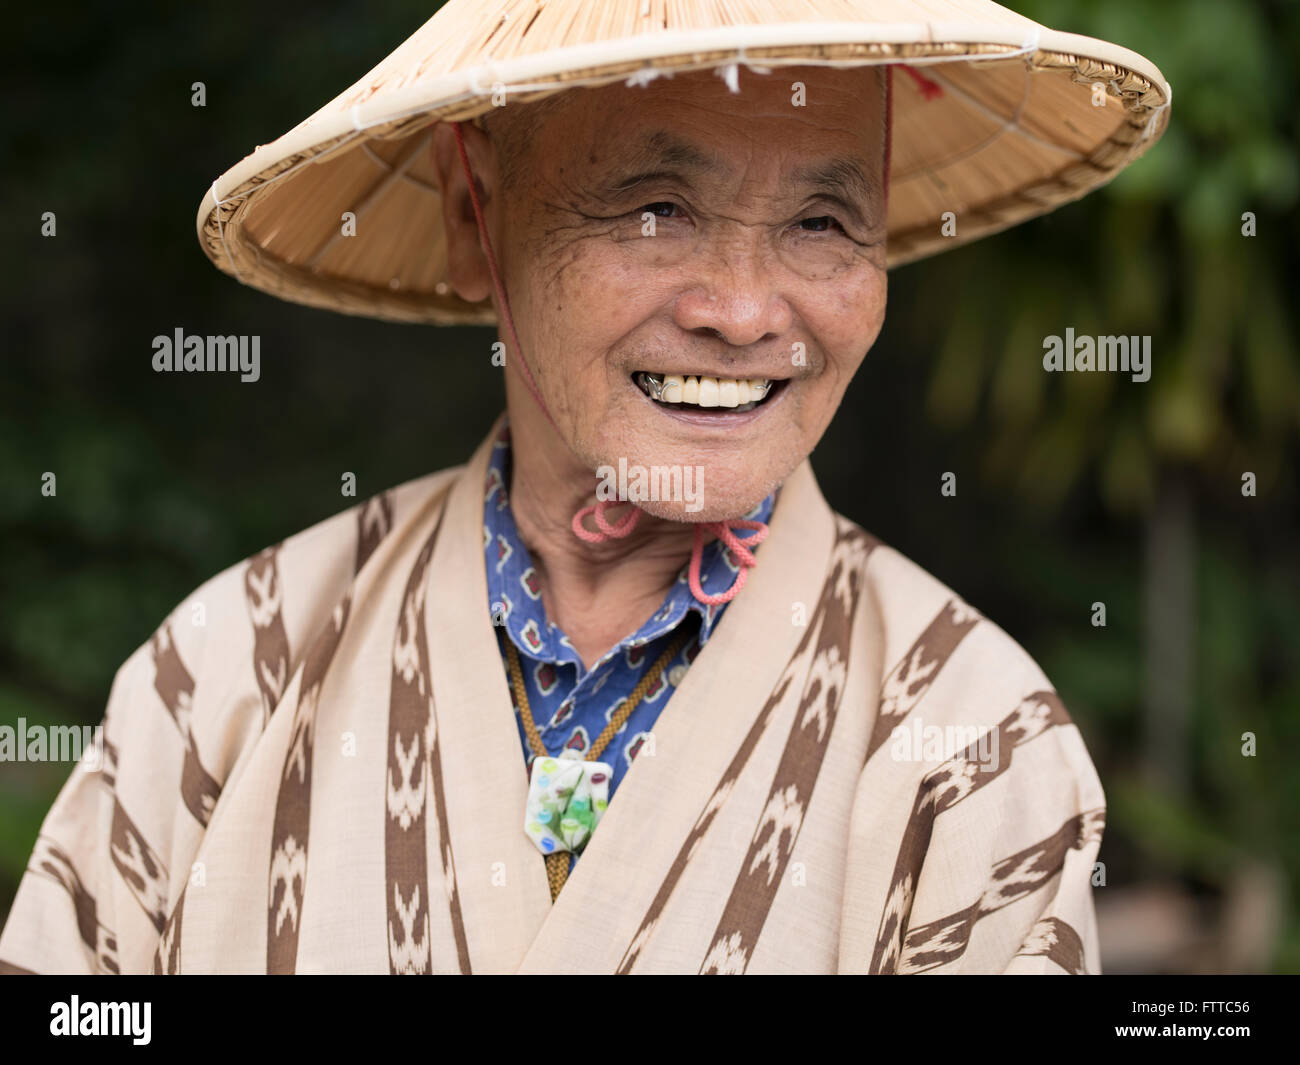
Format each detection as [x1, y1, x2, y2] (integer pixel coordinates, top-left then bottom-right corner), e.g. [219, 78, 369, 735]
[920, 0, 1300, 970]
[1, 0, 1296, 970]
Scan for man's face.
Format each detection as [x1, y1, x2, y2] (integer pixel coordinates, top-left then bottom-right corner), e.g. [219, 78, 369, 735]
[458, 64, 888, 522]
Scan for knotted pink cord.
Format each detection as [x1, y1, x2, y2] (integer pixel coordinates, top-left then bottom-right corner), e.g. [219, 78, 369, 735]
[571, 500, 770, 606]
[571, 498, 643, 541]
[689, 517, 769, 605]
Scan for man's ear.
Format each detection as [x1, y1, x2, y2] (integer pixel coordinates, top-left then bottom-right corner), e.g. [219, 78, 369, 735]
[431, 120, 498, 305]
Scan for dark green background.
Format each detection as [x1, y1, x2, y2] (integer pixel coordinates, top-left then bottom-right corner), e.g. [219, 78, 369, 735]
[2, 0, 1297, 971]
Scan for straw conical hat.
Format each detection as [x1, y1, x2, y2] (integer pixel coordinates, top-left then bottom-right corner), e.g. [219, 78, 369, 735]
[197, 0, 1170, 325]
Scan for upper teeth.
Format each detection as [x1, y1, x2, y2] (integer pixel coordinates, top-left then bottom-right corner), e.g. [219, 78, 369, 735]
[640, 373, 773, 408]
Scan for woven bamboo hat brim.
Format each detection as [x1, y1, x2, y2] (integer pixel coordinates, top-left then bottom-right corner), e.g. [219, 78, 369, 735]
[197, 0, 1170, 325]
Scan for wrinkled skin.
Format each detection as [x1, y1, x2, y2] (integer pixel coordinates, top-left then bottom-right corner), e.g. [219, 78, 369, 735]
[433, 64, 888, 665]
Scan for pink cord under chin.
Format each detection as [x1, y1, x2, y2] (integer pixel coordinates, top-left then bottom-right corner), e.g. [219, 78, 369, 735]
[572, 500, 770, 606]
[451, 118, 783, 609]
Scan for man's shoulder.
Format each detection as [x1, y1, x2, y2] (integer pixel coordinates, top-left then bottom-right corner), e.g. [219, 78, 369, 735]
[193, 465, 458, 604]
[833, 513, 1104, 814]
[833, 513, 1067, 725]
[113, 464, 465, 701]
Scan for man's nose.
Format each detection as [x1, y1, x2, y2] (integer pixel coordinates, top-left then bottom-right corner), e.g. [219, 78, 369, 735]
[672, 242, 792, 348]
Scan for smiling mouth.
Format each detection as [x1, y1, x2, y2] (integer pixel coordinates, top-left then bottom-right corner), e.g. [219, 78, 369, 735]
[633, 372, 784, 412]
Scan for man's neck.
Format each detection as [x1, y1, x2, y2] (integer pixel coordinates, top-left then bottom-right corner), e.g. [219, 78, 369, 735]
[505, 414, 698, 672]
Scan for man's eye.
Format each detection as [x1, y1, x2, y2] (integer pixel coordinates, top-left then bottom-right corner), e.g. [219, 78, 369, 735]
[799, 215, 845, 233]
[639, 202, 679, 218]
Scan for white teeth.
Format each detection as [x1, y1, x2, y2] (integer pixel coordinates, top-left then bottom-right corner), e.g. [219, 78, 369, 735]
[640, 373, 773, 408]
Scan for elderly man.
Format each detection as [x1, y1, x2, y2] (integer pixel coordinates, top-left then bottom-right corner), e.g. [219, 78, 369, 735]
[0, 1, 1168, 974]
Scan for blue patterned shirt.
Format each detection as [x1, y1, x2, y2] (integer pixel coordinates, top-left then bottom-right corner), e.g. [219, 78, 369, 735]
[482, 420, 775, 868]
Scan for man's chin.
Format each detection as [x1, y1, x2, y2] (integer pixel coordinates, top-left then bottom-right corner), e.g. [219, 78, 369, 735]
[621, 479, 780, 525]
[631, 499, 736, 525]
[586, 439, 800, 524]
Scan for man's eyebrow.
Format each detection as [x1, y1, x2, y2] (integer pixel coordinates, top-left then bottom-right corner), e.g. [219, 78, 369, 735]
[599, 130, 880, 214]
[794, 157, 877, 211]
[602, 130, 725, 191]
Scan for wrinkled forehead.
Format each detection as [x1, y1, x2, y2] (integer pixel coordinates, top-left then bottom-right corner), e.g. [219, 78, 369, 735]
[483, 63, 886, 187]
